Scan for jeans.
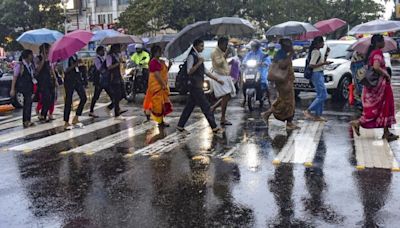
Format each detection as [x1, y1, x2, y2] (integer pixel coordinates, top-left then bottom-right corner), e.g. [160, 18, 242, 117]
[90, 84, 114, 112]
[308, 71, 328, 117]
[178, 86, 217, 129]
[64, 79, 87, 122]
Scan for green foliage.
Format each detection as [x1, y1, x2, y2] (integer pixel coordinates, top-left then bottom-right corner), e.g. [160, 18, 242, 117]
[119, 0, 386, 35]
[0, 0, 64, 51]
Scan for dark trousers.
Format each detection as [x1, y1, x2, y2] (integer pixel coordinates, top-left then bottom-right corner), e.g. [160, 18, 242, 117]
[64, 80, 87, 122]
[110, 82, 122, 117]
[40, 89, 55, 118]
[90, 84, 114, 112]
[178, 86, 217, 129]
[22, 90, 33, 123]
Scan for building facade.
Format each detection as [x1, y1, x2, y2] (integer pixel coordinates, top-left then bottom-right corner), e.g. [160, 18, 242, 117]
[66, 0, 130, 31]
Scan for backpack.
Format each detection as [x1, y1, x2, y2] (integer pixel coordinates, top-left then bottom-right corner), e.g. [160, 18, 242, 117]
[88, 56, 103, 83]
[304, 51, 321, 80]
[175, 60, 189, 94]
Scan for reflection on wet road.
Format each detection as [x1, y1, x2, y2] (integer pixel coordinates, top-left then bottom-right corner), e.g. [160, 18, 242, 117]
[1, 94, 400, 227]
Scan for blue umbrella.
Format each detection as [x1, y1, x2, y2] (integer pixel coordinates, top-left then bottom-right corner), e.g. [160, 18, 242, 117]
[91, 29, 121, 42]
[17, 28, 63, 46]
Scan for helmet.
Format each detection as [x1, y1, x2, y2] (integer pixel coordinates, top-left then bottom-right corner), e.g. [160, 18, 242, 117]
[135, 43, 143, 49]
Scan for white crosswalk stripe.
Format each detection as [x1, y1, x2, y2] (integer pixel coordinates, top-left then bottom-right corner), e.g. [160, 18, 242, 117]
[9, 116, 136, 152]
[272, 121, 324, 167]
[0, 103, 108, 132]
[64, 118, 178, 154]
[125, 119, 209, 157]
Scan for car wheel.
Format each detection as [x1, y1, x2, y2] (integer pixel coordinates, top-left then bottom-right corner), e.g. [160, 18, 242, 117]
[12, 92, 24, 108]
[334, 75, 351, 101]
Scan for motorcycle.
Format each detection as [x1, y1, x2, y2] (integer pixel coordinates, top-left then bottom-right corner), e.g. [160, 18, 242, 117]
[123, 59, 148, 102]
[242, 59, 270, 111]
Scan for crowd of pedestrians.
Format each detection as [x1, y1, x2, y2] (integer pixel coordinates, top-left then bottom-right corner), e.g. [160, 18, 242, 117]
[8, 35, 399, 141]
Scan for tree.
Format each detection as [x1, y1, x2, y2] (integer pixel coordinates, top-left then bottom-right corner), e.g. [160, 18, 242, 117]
[0, 0, 64, 51]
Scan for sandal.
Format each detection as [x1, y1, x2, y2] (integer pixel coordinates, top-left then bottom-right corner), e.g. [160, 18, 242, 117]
[286, 123, 300, 130]
[383, 133, 399, 141]
[212, 127, 224, 134]
[177, 126, 187, 133]
[261, 111, 272, 126]
[303, 110, 315, 120]
[350, 120, 360, 136]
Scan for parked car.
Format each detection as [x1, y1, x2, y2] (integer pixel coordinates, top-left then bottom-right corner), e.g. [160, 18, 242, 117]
[0, 67, 23, 108]
[292, 40, 392, 101]
[168, 41, 238, 95]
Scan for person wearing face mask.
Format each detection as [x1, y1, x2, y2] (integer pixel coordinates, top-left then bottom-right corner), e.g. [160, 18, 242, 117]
[63, 53, 88, 129]
[10, 49, 35, 128]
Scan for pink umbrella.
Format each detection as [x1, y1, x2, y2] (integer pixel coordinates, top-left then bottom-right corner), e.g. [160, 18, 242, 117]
[350, 36, 397, 54]
[48, 30, 93, 63]
[298, 18, 347, 40]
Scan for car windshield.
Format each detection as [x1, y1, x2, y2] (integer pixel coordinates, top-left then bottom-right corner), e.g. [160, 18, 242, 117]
[173, 46, 215, 62]
[327, 43, 352, 59]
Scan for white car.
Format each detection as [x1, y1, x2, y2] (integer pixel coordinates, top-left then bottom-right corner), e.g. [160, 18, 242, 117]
[292, 40, 392, 100]
[168, 41, 235, 94]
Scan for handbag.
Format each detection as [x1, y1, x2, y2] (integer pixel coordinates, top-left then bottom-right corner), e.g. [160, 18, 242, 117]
[268, 62, 288, 82]
[360, 66, 380, 88]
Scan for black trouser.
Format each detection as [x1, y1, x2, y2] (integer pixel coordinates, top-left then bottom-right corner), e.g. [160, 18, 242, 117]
[90, 84, 114, 112]
[22, 90, 33, 123]
[64, 79, 87, 122]
[40, 88, 55, 119]
[110, 82, 122, 117]
[178, 86, 217, 129]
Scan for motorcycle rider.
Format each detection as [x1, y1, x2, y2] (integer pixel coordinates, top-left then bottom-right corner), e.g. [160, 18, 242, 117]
[130, 43, 150, 82]
[242, 40, 271, 107]
[266, 42, 277, 60]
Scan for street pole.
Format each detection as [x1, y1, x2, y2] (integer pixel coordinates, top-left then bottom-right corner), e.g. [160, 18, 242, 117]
[61, 0, 68, 33]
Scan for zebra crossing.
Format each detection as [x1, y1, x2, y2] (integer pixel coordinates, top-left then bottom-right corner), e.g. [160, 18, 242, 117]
[1, 103, 400, 173]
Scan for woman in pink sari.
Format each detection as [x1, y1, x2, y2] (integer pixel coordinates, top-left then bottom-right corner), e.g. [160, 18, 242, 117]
[351, 34, 398, 141]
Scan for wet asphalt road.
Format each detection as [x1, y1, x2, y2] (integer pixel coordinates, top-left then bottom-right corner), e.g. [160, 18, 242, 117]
[1, 91, 400, 228]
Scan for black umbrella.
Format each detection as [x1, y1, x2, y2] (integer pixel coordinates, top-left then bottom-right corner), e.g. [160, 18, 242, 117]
[266, 21, 319, 36]
[147, 34, 176, 49]
[164, 21, 211, 59]
[210, 17, 255, 36]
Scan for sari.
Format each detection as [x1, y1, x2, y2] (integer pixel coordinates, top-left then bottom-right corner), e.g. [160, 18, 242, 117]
[143, 58, 172, 123]
[270, 49, 295, 121]
[359, 49, 396, 128]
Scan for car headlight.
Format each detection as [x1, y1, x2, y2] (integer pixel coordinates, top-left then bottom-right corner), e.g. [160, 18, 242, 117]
[325, 64, 341, 71]
[246, 60, 257, 68]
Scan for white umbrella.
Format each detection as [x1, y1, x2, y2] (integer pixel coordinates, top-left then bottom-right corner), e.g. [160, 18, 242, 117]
[266, 21, 319, 36]
[349, 19, 400, 35]
[210, 17, 255, 36]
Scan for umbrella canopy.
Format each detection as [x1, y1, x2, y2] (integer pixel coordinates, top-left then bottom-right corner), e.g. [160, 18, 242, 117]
[210, 17, 255, 36]
[147, 34, 176, 48]
[349, 19, 400, 35]
[349, 36, 397, 54]
[17, 28, 63, 53]
[164, 21, 211, 59]
[100, 34, 142, 45]
[266, 21, 319, 36]
[91, 29, 121, 42]
[298, 18, 347, 40]
[48, 30, 93, 63]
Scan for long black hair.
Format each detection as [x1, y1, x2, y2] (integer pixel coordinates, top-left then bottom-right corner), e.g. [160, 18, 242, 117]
[309, 36, 324, 52]
[150, 45, 162, 59]
[364, 34, 384, 64]
[39, 43, 50, 55]
[109, 44, 121, 55]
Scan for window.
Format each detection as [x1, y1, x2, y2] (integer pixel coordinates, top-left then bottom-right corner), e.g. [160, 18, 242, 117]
[118, 0, 130, 5]
[98, 14, 106, 24]
[96, 0, 111, 6]
[107, 14, 113, 24]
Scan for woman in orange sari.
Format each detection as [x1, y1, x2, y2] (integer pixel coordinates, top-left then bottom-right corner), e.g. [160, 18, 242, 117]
[143, 45, 172, 126]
